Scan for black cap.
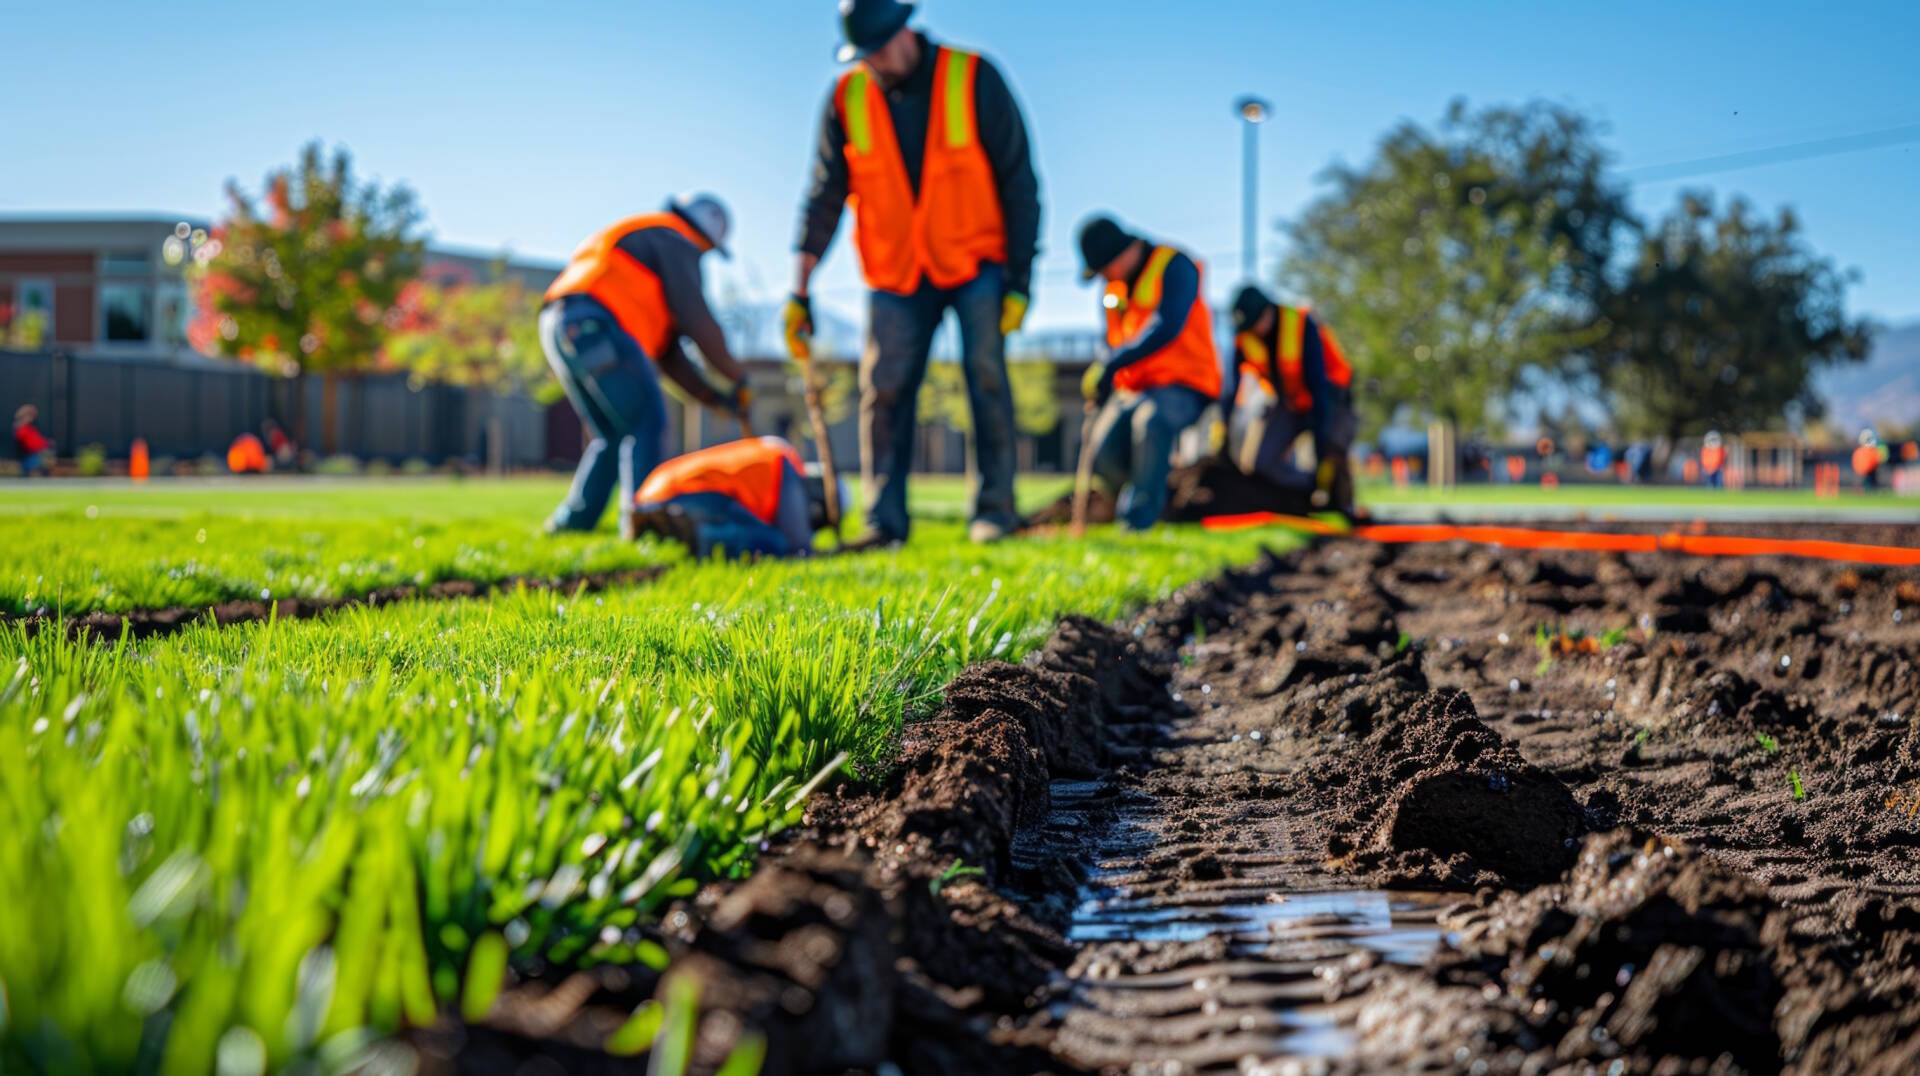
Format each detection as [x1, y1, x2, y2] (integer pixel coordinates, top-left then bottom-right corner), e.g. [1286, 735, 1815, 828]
[1077, 215, 1133, 282]
[1230, 284, 1276, 332]
[837, 0, 916, 63]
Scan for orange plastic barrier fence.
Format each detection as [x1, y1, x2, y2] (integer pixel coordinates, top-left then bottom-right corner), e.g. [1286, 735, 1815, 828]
[1201, 516, 1920, 568]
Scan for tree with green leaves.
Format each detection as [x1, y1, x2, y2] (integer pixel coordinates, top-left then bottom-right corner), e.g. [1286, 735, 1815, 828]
[191, 142, 424, 453]
[1281, 100, 1630, 437]
[1596, 193, 1871, 443]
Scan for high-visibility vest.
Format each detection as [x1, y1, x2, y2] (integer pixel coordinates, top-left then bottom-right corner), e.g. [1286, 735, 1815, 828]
[544, 213, 710, 359]
[1239, 307, 1354, 413]
[1101, 246, 1221, 398]
[637, 437, 804, 525]
[836, 47, 1007, 295]
[227, 433, 268, 474]
[1853, 444, 1882, 477]
[1701, 444, 1727, 474]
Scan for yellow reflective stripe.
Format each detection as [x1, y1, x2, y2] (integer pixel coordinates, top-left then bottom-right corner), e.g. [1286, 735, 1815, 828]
[1134, 246, 1177, 309]
[1279, 306, 1304, 364]
[943, 49, 974, 149]
[845, 71, 872, 155]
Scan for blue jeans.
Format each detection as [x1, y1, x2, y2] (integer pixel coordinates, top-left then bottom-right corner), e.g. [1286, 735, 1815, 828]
[21, 452, 49, 476]
[541, 295, 670, 532]
[1253, 390, 1356, 489]
[862, 263, 1017, 540]
[1091, 385, 1211, 530]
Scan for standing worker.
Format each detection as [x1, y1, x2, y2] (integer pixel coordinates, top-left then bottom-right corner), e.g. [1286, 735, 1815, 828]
[1700, 431, 1728, 489]
[784, 0, 1042, 546]
[1854, 428, 1885, 491]
[1076, 215, 1221, 530]
[541, 195, 752, 539]
[631, 436, 844, 560]
[12, 404, 53, 477]
[1225, 285, 1357, 515]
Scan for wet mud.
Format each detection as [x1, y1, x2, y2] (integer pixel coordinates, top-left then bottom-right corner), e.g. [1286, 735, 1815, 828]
[418, 523, 1920, 1074]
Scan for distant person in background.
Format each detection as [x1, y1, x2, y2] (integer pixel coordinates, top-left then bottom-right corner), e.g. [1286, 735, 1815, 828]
[1700, 431, 1728, 489]
[540, 194, 752, 539]
[1077, 215, 1222, 530]
[13, 404, 52, 476]
[631, 436, 842, 560]
[1226, 284, 1357, 515]
[263, 419, 295, 467]
[1624, 442, 1653, 483]
[228, 433, 270, 474]
[1854, 428, 1885, 491]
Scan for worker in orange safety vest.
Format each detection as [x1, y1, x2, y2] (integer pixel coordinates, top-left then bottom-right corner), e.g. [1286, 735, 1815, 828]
[1226, 284, 1358, 515]
[1854, 428, 1887, 491]
[1700, 431, 1728, 489]
[632, 436, 845, 559]
[783, 0, 1042, 547]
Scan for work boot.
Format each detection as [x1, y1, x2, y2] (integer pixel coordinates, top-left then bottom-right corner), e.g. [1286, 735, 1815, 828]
[631, 504, 699, 553]
[968, 519, 1013, 544]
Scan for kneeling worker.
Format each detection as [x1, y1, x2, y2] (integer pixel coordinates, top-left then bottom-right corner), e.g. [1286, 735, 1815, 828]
[541, 194, 753, 539]
[632, 436, 842, 559]
[1076, 215, 1222, 530]
[1227, 285, 1357, 515]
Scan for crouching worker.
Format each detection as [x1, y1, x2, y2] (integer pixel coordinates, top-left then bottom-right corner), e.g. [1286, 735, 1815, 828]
[1227, 285, 1357, 515]
[541, 194, 753, 539]
[1076, 215, 1222, 530]
[632, 436, 842, 560]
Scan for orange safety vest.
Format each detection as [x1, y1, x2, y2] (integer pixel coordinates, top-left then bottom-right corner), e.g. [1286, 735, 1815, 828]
[227, 433, 268, 474]
[636, 437, 804, 525]
[543, 213, 710, 359]
[837, 47, 1007, 295]
[1700, 444, 1727, 474]
[1239, 307, 1354, 413]
[1853, 444, 1882, 477]
[1102, 246, 1221, 398]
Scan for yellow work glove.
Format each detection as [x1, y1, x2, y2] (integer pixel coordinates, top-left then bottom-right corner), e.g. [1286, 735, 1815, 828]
[782, 294, 813, 361]
[1000, 292, 1029, 336]
[1208, 419, 1227, 455]
[1081, 363, 1111, 405]
[1311, 459, 1336, 507]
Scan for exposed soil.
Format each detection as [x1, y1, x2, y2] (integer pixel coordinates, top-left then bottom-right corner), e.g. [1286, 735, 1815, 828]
[412, 522, 1920, 1074]
[7, 565, 670, 643]
[1023, 456, 1315, 528]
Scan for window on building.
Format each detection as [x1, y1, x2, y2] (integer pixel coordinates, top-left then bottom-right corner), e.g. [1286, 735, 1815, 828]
[155, 283, 190, 349]
[101, 284, 152, 342]
[10, 280, 54, 348]
[101, 250, 152, 276]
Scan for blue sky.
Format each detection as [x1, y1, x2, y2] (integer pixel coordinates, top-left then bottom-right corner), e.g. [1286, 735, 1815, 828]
[5, 1, 1917, 333]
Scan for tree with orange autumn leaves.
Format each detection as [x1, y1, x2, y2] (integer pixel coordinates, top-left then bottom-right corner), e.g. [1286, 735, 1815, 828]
[189, 142, 424, 453]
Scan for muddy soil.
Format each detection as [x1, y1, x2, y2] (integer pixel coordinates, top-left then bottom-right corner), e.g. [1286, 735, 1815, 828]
[415, 524, 1920, 1074]
[8, 565, 669, 642]
[1023, 456, 1315, 528]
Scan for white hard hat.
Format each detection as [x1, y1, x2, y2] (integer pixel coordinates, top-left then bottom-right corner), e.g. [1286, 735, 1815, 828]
[667, 192, 731, 259]
[1703, 431, 1722, 447]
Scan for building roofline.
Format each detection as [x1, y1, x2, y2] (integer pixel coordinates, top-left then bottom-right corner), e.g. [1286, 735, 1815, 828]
[0, 211, 211, 227]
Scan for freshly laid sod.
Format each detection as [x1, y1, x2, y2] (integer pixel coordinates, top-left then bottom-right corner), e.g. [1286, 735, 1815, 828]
[0, 513, 1283, 1073]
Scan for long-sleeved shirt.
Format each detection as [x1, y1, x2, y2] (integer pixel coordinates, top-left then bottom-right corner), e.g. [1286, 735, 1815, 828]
[1105, 248, 1201, 373]
[615, 226, 740, 381]
[1224, 309, 1342, 448]
[796, 33, 1041, 296]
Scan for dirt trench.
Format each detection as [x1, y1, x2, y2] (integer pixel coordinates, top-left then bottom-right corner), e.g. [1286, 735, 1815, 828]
[416, 525, 1920, 1075]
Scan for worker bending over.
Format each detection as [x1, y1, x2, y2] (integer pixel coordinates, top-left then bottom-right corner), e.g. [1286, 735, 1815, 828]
[541, 194, 751, 539]
[1226, 285, 1357, 515]
[785, 0, 1042, 546]
[632, 436, 841, 560]
[1076, 214, 1222, 530]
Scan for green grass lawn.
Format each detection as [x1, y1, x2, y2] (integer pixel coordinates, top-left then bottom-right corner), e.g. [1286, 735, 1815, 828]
[0, 478, 1283, 1072]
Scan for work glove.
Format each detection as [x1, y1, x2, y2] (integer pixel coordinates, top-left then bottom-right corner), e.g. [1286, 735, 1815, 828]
[1235, 330, 1268, 369]
[1080, 362, 1114, 406]
[722, 379, 752, 417]
[782, 294, 813, 361]
[1311, 458, 1336, 508]
[1000, 291, 1029, 336]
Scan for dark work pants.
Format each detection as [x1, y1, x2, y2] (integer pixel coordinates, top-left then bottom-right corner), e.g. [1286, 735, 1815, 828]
[541, 295, 671, 532]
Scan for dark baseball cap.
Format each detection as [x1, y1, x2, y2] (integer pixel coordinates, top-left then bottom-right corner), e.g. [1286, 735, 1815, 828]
[1077, 215, 1133, 281]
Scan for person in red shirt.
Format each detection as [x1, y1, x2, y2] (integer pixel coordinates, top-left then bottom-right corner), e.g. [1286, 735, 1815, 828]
[13, 404, 52, 476]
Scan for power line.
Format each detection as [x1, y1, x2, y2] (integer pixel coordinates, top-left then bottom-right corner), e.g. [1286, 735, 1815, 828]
[1623, 122, 1920, 183]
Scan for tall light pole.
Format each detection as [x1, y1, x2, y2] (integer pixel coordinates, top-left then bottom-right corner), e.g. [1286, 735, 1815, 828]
[1233, 95, 1272, 283]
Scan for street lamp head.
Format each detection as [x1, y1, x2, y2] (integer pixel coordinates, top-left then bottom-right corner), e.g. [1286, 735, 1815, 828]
[1235, 96, 1272, 124]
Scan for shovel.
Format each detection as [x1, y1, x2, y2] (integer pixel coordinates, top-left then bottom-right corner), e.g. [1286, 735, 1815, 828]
[1070, 400, 1099, 536]
[802, 365, 843, 542]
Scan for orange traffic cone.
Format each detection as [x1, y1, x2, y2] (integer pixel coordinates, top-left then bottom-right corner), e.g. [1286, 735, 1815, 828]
[130, 438, 150, 481]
